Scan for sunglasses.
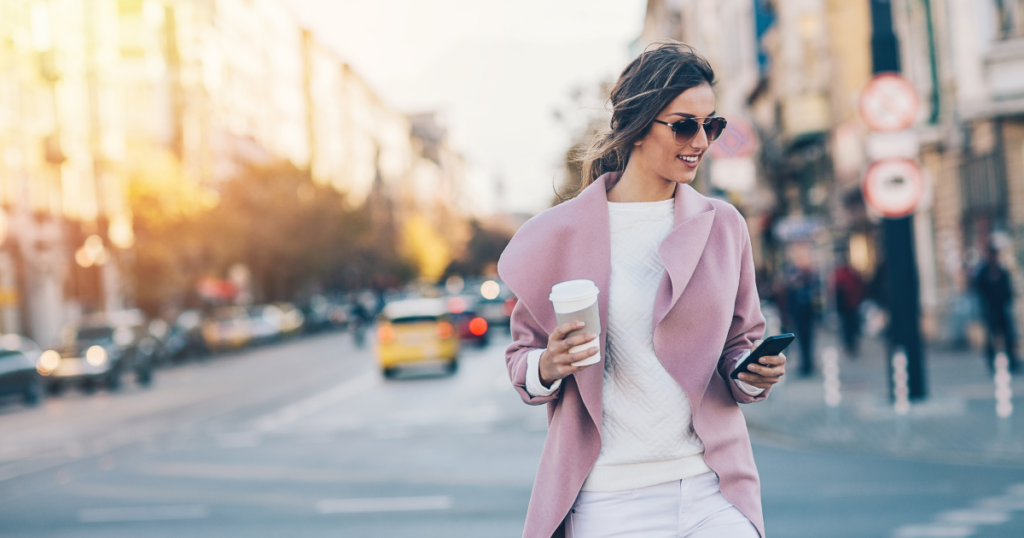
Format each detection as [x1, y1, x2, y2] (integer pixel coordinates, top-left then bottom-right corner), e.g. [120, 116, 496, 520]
[652, 116, 728, 145]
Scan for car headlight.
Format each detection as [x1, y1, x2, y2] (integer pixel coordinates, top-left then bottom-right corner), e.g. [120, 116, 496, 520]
[85, 345, 108, 366]
[37, 350, 61, 374]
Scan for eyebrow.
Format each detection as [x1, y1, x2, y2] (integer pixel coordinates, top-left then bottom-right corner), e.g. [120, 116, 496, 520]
[668, 111, 716, 118]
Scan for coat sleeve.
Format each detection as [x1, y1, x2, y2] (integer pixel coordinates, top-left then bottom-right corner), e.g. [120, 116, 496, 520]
[506, 299, 562, 405]
[717, 216, 770, 404]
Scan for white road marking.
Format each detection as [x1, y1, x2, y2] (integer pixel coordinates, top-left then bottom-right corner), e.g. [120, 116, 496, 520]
[78, 504, 208, 523]
[216, 432, 261, 448]
[891, 482, 1024, 538]
[938, 509, 1010, 525]
[891, 525, 974, 538]
[316, 495, 453, 514]
[252, 370, 379, 432]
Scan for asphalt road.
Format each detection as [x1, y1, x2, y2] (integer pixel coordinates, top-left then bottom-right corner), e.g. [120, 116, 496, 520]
[0, 331, 1022, 537]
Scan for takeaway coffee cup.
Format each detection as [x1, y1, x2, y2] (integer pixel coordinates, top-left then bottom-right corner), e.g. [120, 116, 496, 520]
[549, 279, 601, 367]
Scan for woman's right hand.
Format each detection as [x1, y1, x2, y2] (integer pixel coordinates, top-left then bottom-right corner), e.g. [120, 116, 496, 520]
[539, 321, 599, 387]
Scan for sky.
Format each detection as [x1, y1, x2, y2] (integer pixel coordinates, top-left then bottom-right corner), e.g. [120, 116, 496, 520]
[287, 0, 647, 215]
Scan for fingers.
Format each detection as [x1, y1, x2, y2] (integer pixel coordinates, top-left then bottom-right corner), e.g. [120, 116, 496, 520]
[746, 362, 785, 377]
[561, 332, 597, 350]
[550, 321, 584, 343]
[551, 342, 598, 366]
[738, 352, 786, 387]
[758, 353, 786, 367]
[737, 372, 781, 387]
[545, 346, 599, 380]
[566, 346, 599, 364]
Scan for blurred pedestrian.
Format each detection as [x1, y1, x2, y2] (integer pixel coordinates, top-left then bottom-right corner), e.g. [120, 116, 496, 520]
[833, 251, 865, 357]
[350, 299, 370, 348]
[498, 42, 783, 538]
[973, 243, 1019, 373]
[785, 247, 819, 377]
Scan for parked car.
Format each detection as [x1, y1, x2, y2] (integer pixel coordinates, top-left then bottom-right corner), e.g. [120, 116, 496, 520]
[202, 307, 253, 351]
[247, 304, 284, 345]
[327, 302, 352, 329]
[301, 295, 339, 333]
[374, 298, 460, 378]
[40, 315, 156, 392]
[0, 334, 44, 406]
[446, 295, 490, 347]
[273, 302, 305, 337]
[471, 279, 514, 330]
[173, 309, 208, 359]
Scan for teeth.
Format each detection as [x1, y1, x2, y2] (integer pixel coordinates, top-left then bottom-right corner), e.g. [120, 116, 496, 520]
[679, 155, 698, 163]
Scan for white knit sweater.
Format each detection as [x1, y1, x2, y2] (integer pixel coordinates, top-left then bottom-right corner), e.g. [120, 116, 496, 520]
[525, 197, 764, 493]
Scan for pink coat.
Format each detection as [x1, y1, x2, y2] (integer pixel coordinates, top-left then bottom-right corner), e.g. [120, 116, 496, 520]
[497, 172, 770, 538]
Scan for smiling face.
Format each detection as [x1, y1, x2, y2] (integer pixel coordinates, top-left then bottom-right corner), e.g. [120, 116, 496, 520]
[629, 83, 717, 186]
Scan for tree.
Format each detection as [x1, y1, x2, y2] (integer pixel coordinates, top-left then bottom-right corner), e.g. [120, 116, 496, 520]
[127, 152, 415, 314]
[443, 220, 512, 278]
[126, 145, 219, 314]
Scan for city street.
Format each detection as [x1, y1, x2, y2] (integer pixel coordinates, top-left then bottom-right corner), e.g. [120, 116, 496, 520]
[0, 332, 1023, 537]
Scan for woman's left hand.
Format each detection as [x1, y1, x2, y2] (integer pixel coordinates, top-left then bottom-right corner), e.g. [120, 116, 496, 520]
[736, 340, 787, 389]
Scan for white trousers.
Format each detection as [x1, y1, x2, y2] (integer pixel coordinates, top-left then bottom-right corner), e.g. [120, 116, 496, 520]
[565, 472, 760, 538]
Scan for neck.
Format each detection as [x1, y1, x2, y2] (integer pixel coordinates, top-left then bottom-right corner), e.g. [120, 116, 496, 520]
[608, 157, 676, 202]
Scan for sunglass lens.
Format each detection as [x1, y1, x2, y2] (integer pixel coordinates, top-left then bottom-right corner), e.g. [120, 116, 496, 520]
[672, 119, 701, 144]
[704, 118, 727, 142]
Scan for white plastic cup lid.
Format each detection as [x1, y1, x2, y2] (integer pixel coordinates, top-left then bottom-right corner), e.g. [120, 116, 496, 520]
[549, 279, 599, 303]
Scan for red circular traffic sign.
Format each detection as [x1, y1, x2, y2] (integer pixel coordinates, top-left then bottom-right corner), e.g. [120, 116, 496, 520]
[858, 73, 920, 133]
[708, 116, 757, 160]
[861, 158, 927, 218]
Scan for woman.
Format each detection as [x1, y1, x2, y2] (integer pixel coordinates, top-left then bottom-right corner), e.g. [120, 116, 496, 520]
[497, 42, 786, 538]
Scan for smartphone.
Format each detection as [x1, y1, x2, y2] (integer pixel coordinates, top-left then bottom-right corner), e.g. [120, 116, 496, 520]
[729, 333, 795, 380]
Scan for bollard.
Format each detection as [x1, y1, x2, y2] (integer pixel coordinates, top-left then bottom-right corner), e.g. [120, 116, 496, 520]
[995, 352, 1013, 450]
[823, 347, 841, 430]
[892, 348, 910, 444]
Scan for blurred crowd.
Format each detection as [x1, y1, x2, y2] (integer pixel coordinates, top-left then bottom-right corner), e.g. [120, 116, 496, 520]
[638, 0, 1024, 378]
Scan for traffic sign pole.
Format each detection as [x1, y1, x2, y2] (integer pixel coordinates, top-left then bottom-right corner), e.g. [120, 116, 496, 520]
[870, 0, 928, 401]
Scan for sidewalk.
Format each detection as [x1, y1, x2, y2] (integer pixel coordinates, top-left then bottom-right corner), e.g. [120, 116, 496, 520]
[742, 330, 1024, 466]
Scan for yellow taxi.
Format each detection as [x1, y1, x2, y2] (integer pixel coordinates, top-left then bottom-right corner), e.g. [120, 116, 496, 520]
[375, 298, 460, 378]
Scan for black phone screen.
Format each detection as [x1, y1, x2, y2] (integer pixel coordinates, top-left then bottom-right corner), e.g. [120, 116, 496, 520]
[729, 333, 795, 380]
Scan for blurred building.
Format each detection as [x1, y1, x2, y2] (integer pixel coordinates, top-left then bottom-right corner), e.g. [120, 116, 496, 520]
[0, 0, 133, 346]
[0, 0, 472, 342]
[640, 0, 1024, 346]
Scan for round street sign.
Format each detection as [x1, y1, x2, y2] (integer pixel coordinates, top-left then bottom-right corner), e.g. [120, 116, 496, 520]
[708, 116, 757, 160]
[858, 73, 920, 133]
[861, 157, 927, 218]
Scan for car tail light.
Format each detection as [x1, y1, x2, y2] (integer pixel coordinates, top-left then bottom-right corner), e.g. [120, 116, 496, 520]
[469, 317, 488, 336]
[377, 324, 395, 343]
[436, 322, 455, 339]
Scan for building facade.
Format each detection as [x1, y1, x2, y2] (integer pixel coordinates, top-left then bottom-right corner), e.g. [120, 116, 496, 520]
[0, 0, 471, 343]
[640, 0, 1024, 348]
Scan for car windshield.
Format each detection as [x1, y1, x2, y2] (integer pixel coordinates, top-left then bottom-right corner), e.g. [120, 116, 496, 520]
[76, 327, 114, 341]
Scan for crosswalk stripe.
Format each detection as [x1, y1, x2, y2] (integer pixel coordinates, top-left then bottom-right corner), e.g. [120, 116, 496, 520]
[316, 495, 453, 514]
[78, 504, 208, 523]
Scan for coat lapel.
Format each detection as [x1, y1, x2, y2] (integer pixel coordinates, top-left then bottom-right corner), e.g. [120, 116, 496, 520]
[566, 176, 613, 434]
[653, 184, 716, 329]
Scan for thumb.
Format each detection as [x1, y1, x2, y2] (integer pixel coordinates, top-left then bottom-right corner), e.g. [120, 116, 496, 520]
[751, 339, 762, 350]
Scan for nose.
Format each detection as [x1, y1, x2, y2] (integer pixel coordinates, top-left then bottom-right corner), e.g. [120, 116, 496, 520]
[689, 123, 710, 151]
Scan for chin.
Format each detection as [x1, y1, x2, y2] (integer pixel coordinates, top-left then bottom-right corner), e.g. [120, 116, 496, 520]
[667, 171, 698, 185]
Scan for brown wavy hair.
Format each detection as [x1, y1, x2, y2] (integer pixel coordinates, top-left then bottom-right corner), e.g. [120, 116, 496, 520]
[573, 41, 715, 195]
